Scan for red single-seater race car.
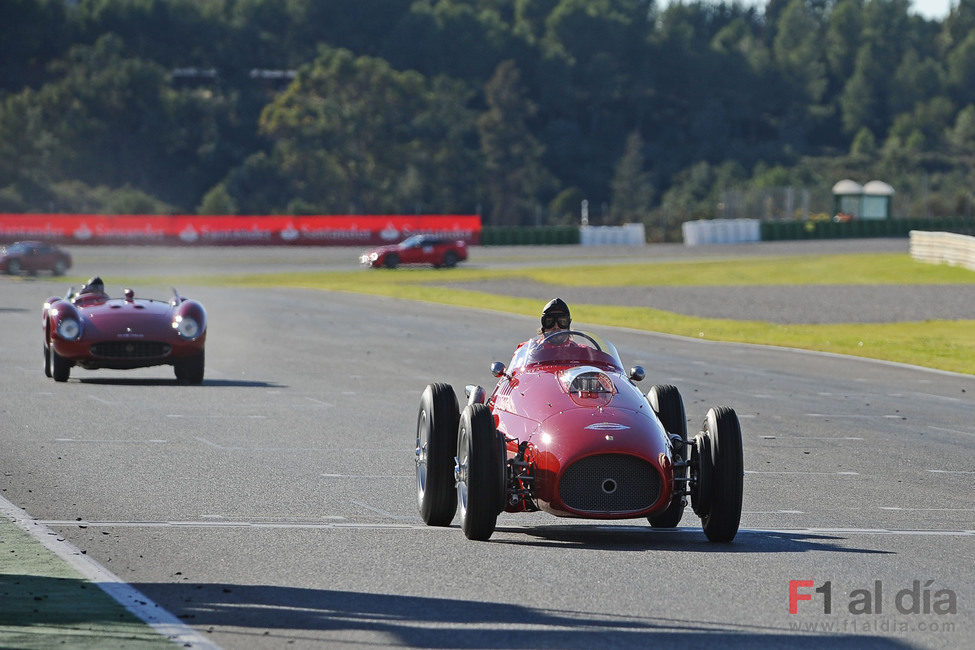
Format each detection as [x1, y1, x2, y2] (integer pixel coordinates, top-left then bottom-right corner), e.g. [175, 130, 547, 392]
[42, 282, 207, 383]
[1, 241, 72, 276]
[415, 330, 744, 542]
[360, 234, 468, 269]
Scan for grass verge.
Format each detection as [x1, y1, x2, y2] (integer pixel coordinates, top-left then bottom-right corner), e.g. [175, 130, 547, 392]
[120, 252, 975, 375]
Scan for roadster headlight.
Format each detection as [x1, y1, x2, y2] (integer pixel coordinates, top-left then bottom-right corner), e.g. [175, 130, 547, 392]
[369, 252, 379, 261]
[56, 318, 81, 340]
[173, 316, 200, 339]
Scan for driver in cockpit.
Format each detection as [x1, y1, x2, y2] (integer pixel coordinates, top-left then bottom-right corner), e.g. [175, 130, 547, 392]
[537, 297, 571, 339]
[72, 276, 109, 306]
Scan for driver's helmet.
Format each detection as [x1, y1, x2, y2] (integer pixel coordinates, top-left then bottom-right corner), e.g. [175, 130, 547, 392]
[541, 297, 571, 331]
[80, 276, 105, 294]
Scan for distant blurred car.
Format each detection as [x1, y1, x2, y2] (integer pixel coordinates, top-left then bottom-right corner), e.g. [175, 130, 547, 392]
[360, 234, 468, 269]
[1, 241, 72, 276]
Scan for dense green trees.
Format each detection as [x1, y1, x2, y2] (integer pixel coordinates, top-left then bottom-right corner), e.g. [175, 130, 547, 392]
[1, 0, 973, 234]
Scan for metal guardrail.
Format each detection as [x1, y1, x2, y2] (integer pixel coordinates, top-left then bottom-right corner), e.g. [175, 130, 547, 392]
[910, 230, 975, 271]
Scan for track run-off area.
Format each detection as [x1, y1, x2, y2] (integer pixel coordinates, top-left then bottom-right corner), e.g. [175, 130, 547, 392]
[1, 240, 972, 649]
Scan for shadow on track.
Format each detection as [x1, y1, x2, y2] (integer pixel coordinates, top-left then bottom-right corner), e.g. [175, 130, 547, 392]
[122, 582, 909, 648]
[488, 525, 893, 555]
[75, 378, 284, 388]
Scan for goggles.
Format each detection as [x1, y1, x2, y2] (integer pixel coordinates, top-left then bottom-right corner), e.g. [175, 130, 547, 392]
[541, 314, 571, 330]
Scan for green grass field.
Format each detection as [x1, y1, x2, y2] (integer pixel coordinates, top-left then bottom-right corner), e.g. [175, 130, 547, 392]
[120, 252, 975, 375]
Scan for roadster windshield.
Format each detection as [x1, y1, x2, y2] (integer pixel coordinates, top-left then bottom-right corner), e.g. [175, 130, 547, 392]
[511, 330, 624, 371]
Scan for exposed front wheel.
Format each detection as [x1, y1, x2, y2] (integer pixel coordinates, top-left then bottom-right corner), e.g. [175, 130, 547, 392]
[442, 251, 458, 268]
[416, 383, 459, 526]
[49, 347, 70, 382]
[53, 260, 67, 276]
[456, 403, 503, 541]
[43, 346, 51, 378]
[175, 351, 205, 385]
[384, 254, 400, 269]
[647, 384, 687, 528]
[693, 406, 743, 543]
[7, 259, 20, 275]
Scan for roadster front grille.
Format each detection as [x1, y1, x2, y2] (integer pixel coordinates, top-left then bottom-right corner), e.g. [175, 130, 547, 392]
[90, 341, 171, 358]
[559, 454, 661, 513]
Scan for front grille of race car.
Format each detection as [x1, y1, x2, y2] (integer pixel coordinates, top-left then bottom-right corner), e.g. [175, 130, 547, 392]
[90, 341, 171, 358]
[559, 454, 661, 513]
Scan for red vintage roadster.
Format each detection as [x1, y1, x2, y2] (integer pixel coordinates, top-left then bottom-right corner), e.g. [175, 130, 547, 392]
[415, 330, 744, 542]
[42, 283, 206, 383]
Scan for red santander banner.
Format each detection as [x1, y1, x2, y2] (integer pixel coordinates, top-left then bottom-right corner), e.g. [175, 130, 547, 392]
[0, 214, 481, 246]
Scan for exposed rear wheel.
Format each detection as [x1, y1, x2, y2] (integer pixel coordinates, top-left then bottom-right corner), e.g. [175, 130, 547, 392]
[442, 251, 458, 268]
[694, 406, 743, 543]
[416, 383, 459, 526]
[53, 260, 67, 276]
[647, 384, 687, 528]
[456, 403, 503, 541]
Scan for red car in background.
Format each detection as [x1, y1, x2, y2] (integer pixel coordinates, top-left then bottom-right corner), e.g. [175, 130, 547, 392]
[1, 241, 72, 275]
[360, 234, 468, 269]
[42, 283, 207, 384]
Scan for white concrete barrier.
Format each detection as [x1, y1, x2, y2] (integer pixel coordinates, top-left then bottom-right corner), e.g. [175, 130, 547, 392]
[579, 222, 646, 246]
[682, 219, 760, 246]
[910, 230, 975, 271]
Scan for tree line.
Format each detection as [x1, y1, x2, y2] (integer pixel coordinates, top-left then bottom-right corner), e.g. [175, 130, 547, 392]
[2, 0, 974, 238]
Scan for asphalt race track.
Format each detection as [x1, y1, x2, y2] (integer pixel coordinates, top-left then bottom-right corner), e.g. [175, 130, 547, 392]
[1, 243, 973, 649]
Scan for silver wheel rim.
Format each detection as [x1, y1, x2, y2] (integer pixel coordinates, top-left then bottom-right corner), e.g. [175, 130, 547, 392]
[416, 409, 428, 498]
[456, 424, 470, 515]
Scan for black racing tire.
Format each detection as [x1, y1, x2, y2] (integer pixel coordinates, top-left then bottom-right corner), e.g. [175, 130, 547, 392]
[457, 403, 503, 541]
[49, 347, 70, 382]
[384, 254, 400, 269]
[416, 383, 459, 526]
[697, 406, 743, 543]
[647, 384, 687, 528]
[175, 351, 205, 385]
[43, 346, 51, 378]
[7, 259, 21, 275]
[53, 259, 67, 276]
[442, 251, 458, 268]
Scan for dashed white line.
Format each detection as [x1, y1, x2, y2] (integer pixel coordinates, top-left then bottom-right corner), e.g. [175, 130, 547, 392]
[760, 436, 864, 441]
[927, 469, 975, 474]
[745, 471, 860, 476]
[927, 426, 975, 437]
[806, 414, 894, 419]
[879, 507, 975, 511]
[304, 397, 333, 406]
[167, 414, 267, 419]
[55, 438, 167, 444]
[321, 473, 411, 478]
[351, 500, 417, 521]
[39, 518, 349, 528]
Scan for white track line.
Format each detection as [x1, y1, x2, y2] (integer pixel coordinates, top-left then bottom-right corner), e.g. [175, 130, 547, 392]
[745, 470, 860, 475]
[0, 495, 220, 649]
[27, 519, 975, 537]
